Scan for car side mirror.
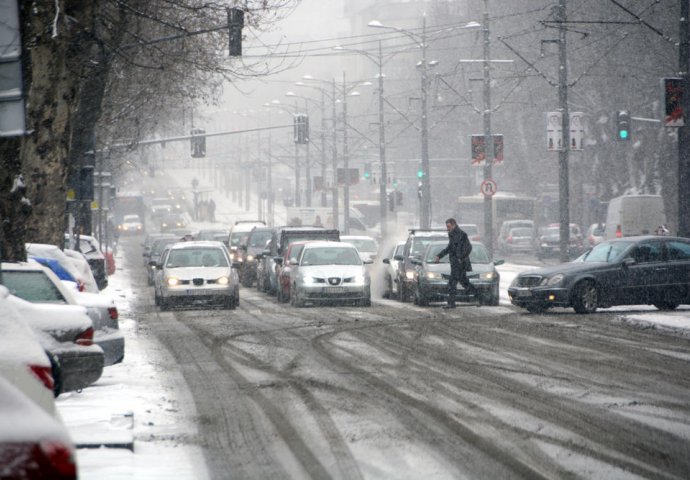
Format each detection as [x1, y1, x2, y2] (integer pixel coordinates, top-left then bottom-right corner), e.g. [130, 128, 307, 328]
[289, 259, 299, 266]
[382, 258, 390, 264]
[148, 261, 159, 268]
[494, 259, 505, 266]
[393, 254, 404, 261]
[363, 259, 374, 265]
[231, 262, 241, 269]
[262, 249, 271, 256]
[410, 258, 422, 266]
[623, 257, 636, 267]
[274, 256, 283, 265]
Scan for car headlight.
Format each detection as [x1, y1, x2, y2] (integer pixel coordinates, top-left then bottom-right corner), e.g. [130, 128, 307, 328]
[426, 271, 442, 280]
[216, 276, 230, 285]
[479, 271, 497, 281]
[542, 274, 564, 286]
[247, 255, 254, 262]
[351, 273, 367, 285]
[166, 277, 180, 286]
[301, 275, 316, 285]
[405, 271, 415, 280]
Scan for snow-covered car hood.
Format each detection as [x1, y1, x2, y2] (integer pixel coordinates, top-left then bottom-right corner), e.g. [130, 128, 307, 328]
[299, 264, 367, 279]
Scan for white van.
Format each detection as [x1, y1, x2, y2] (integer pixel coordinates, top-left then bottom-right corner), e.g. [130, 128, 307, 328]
[604, 194, 666, 239]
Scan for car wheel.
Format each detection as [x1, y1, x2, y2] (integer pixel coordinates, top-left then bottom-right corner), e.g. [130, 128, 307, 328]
[160, 298, 169, 311]
[382, 276, 391, 299]
[224, 296, 236, 310]
[654, 301, 679, 311]
[415, 286, 429, 307]
[46, 351, 62, 397]
[256, 273, 264, 292]
[241, 274, 252, 288]
[154, 291, 160, 306]
[572, 280, 598, 314]
[359, 297, 371, 307]
[276, 284, 284, 302]
[397, 279, 408, 302]
[291, 285, 304, 307]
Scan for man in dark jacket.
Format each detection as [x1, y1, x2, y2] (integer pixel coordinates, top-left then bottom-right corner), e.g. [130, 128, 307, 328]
[434, 218, 477, 308]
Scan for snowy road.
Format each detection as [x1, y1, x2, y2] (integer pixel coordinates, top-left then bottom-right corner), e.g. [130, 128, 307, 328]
[117, 235, 690, 479]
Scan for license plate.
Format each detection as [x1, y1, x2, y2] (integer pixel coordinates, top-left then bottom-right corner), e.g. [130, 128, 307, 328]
[326, 287, 346, 293]
[515, 289, 532, 297]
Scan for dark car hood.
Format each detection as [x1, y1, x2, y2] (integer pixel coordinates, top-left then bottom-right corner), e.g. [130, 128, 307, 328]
[424, 262, 493, 274]
[519, 261, 612, 277]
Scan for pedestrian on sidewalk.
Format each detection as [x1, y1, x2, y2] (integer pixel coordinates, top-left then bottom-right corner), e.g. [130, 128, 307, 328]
[434, 217, 477, 309]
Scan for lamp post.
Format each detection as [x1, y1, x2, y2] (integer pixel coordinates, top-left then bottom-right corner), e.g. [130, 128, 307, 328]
[334, 41, 389, 238]
[267, 99, 301, 208]
[369, 18, 480, 229]
[287, 91, 324, 208]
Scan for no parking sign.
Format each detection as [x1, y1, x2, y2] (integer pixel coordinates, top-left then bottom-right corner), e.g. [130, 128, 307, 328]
[480, 179, 497, 197]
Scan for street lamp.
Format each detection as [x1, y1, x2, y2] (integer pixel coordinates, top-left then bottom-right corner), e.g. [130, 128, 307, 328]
[369, 18, 479, 229]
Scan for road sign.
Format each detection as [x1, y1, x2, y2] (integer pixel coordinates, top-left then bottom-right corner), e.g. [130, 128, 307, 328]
[546, 111, 563, 151]
[663, 77, 684, 127]
[570, 112, 584, 150]
[470, 134, 504, 165]
[480, 179, 497, 197]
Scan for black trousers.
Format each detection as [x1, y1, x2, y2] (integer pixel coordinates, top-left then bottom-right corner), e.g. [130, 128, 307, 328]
[447, 262, 475, 305]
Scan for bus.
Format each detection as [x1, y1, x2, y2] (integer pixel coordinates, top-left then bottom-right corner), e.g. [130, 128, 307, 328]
[113, 193, 146, 230]
[456, 193, 537, 244]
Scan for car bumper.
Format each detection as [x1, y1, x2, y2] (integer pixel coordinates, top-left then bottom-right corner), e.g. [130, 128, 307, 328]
[297, 285, 370, 303]
[161, 284, 235, 304]
[52, 344, 105, 394]
[507, 287, 571, 308]
[95, 329, 125, 366]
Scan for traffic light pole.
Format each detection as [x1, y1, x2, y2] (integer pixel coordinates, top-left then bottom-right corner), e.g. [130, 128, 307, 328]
[377, 41, 389, 239]
[558, 0, 571, 263]
[420, 16, 432, 230]
[679, 1, 690, 237]
[332, 80, 339, 231]
[482, 0, 495, 258]
[343, 72, 351, 235]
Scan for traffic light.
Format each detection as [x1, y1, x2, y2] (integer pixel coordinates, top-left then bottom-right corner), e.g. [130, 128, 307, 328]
[363, 163, 371, 181]
[616, 110, 630, 141]
[388, 192, 395, 212]
[417, 167, 424, 179]
[293, 114, 309, 144]
[190, 128, 206, 157]
[228, 8, 244, 56]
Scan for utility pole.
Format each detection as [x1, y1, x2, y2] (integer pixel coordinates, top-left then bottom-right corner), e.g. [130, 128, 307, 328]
[305, 98, 312, 207]
[321, 89, 327, 207]
[294, 101, 301, 208]
[420, 15, 432, 230]
[377, 40, 389, 239]
[343, 72, 351, 234]
[558, 0, 571, 263]
[332, 79, 339, 230]
[482, 0, 495, 258]
[679, 1, 690, 237]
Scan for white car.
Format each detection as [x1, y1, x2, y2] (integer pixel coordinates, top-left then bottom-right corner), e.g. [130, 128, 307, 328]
[156, 241, 240, 310]
[289, 241, 371, 307]
[340, 235, 379, 263]
[382, 241, 405, 298]
[119, 213, 144, 233]
[2, 262, 124, 366]
[0, 286, 56, 415]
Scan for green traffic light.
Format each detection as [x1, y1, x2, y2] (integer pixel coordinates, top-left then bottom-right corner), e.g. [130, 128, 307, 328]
[363, 171, 371, 179]
[417, 170, 424, 179]
[619, 130, 628, 139]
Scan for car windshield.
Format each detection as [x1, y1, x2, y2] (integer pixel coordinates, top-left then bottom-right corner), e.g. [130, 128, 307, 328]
[124, 215, 140, 222]
[344, 238, 378, 252]
[197, 230, 228, 241]
[411, 236, 447, 257]
[582, 241, 633, 263]
[424, 243, 490, 264]
[2, 271, 68, 303]
[166, 248, 229, 268]
[300, 247, 362, 266]
[541, 227, 560, 236]
[151, 239, 178, 255]
[249, 231, 273, 248]
[230, 232, 249, 247]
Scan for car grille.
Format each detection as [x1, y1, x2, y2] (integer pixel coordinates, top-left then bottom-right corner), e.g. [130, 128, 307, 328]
[327, 277, 341, 286]
[516, 275, 542, 287]
[193, 278, 204, 286]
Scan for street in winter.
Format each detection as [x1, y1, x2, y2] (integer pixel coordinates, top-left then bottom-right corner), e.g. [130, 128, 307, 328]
[2, 1, 690, 479]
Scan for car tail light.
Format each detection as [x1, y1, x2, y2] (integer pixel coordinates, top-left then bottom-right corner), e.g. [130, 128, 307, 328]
[77, 280, 85, 292]
[39, 440, 77, 478]
[616, 224, 622, 238]
[75, 327, 94, 346]
[29, 364, 55, 391]
[108, 306, 119, 320]
[506, 236, 513, 244]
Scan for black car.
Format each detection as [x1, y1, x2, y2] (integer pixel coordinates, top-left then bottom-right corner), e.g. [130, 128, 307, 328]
[394, 229, 449, 302]
[411, 241, 503, 306]
[239, 227, 274, 287]
[508, 235, 690, 314]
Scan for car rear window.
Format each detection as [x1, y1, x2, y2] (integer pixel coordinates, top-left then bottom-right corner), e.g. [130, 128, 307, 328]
[2, 270, 68, 303]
